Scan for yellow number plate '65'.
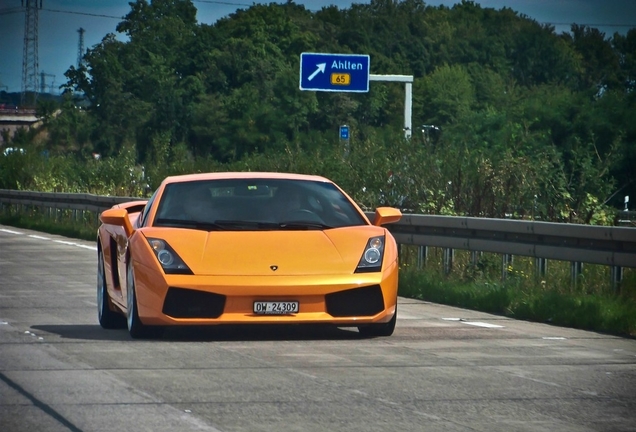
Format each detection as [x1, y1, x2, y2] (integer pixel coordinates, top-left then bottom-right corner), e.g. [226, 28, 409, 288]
[330, 73, 351, 86]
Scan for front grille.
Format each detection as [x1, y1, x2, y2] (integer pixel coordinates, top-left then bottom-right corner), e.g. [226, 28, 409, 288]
[162, 287, 226, 319]
[325, 285, 385, 317]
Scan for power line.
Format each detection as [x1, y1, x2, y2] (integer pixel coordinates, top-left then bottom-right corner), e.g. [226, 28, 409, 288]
[0, 7, 24, 15]
[545, 22, 635, 28]
[43, 8, 122, 19]
[2, 4, 635, 28]
[193, 0, 252, 6]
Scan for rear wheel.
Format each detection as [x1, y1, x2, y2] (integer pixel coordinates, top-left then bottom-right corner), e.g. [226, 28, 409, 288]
[358, 307, 397, 338]
[126, 262, 162, 339]
[97, 249, 125, 329]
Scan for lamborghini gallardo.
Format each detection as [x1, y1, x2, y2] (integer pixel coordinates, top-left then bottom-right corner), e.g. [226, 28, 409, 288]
[97, 172, 402, 338]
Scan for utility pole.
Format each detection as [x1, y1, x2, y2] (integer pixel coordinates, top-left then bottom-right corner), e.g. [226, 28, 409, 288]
[77, 27, 86, 68]
[21, 0, 42, 107]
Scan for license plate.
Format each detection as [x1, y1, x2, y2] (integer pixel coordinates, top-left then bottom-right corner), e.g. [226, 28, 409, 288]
[253, 301, 299, 315]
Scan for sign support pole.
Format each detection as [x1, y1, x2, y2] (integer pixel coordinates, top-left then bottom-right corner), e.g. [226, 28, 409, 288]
[370, 74, 414, 139]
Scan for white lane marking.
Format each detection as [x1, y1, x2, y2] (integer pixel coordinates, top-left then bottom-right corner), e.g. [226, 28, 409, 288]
[543, 337, 567, 340]
[442, 317, 504, 328]
[287, 368, 318, 380]
[53, 240, 97, 251]
[461, 321, 504, 328]
[0, 228, 24, 235]
[75, 244, 97, 251]
[412, 410, 442, 421]
[511, 373, 561, 388]
[2, 228, 95, 251]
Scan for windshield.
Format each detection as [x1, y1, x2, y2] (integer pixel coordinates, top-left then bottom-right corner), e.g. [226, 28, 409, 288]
[153, 178, 367, 231]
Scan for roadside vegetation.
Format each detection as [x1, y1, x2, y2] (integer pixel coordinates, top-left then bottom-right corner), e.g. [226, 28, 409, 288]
[1, 0, 635, 337]
[398, 248, 636, 337]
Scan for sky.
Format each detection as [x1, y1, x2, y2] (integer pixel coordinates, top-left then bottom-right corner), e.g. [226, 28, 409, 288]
[0, 0, 635, 94]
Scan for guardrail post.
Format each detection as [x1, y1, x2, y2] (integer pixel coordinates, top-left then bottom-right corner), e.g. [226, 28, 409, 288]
[571, 262, 583, 288]
[502, 254, 513, 281]
[611, 266, 623, 292]
[417, 246, 427, 269]
[443, 248, 454, 275]
[535, 258, 547, 279]
[470, 251, 479, 267]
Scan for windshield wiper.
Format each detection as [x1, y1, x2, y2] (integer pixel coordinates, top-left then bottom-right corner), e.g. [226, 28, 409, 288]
[156, 218, 333, 231]
[278, 221, 334, 230]
[212, 220, 282, 230]
[155, 218, 224, 231]
[210, 220, 334, 230]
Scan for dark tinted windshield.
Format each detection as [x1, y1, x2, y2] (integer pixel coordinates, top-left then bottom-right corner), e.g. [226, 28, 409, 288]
[153, 178, 367, 230]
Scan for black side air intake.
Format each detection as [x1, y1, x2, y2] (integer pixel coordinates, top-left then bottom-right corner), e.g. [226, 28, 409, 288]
[162, 288, 226, 319]
[325, 285, 385, 317]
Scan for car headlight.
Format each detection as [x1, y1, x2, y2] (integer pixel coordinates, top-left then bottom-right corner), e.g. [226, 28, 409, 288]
[355, 236, 385, 273]
[146, 238, 193, 274]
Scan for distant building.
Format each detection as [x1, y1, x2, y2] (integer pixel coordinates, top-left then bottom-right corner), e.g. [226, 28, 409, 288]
[0, 106, 40, 144]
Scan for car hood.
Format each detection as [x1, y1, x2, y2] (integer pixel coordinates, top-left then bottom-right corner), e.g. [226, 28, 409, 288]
[140, 226, 386, 276]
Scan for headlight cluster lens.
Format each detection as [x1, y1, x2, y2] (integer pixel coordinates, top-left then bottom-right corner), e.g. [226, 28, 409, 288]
[146, 237, 193, 274]
[364, 248, 381, 264]
[356, 236, 385, 273]
[157, 249, 174, 266]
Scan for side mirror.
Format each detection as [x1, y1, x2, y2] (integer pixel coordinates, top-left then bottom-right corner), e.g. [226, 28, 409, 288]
[100, 208, 134, 237]
[373, 207, 402, 226]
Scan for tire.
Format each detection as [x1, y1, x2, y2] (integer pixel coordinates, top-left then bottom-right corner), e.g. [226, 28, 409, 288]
[358, 307, 397, 338]
[97, 249, 126, 329]
[126, 262, 162, 339]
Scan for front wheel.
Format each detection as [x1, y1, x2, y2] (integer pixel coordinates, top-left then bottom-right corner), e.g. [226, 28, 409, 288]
[97, 249, 125, 329]
[358, 307, 397, 338]
[126, 262, 162, 339]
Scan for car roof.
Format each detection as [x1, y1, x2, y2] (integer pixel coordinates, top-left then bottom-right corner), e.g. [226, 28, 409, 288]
[162, 172, 332, 185]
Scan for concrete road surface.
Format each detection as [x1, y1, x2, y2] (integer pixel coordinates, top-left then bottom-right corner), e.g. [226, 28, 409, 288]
[1, 225, 635, 432]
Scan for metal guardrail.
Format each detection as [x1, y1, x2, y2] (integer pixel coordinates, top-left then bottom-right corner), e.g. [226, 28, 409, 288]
[389, 214, 636, 268]
[1, 189, 635, 275]
[0, 189, 135, 213]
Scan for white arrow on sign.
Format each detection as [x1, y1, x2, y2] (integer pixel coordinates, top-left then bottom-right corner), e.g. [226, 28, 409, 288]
[307, 63, 326, 81]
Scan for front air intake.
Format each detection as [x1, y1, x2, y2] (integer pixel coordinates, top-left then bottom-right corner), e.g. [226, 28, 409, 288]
[325, 285, 385, 317]
[162, 287, 226, 319]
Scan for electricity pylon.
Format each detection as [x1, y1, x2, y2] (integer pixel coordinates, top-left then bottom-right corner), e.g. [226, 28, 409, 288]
[21, 0, 42, 107]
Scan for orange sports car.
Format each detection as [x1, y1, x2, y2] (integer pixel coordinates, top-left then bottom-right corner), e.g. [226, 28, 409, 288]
[97, 172, 402, 338]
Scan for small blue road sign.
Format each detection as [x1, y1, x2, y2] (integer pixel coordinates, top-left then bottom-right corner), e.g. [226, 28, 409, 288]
[340, 125, 350, 140]
[300, 53, 370, 93]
